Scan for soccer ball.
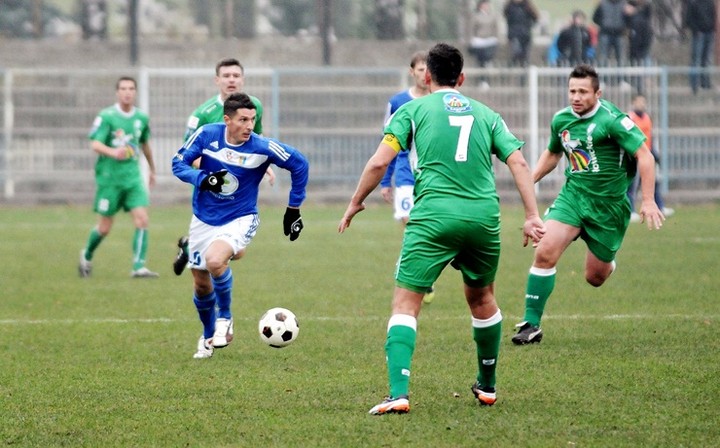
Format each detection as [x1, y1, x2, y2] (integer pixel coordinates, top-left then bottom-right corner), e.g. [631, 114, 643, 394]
[258, 307, 299, 348]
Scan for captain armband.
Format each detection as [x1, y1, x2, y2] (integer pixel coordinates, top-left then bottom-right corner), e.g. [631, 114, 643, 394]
[382, 134, 402, 153]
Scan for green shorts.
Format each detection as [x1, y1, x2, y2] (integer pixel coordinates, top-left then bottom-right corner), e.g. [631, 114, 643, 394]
[545, 189, 631, 263]
[395, 215, 500, 293]
[94, 179, 149, 216]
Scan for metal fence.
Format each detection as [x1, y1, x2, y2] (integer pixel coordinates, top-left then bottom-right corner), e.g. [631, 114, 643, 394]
[1, 65, 718, 204]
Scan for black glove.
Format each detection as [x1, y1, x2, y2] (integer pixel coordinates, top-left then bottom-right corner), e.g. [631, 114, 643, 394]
[199, 169, 228, 193]
[283, 207, 303, 241]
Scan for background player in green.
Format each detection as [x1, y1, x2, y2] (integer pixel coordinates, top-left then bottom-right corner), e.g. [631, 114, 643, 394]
[511, 64, 665, 345]
[173, 58, 275, 275]
[338, 42, 545, 414]
[183, 58, 265, 140]
[78, 76, 159, 278]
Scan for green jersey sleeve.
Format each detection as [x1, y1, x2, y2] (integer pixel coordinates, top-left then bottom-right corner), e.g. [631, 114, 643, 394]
[490, 114, 524, 163]
[610, 114, 646, 156]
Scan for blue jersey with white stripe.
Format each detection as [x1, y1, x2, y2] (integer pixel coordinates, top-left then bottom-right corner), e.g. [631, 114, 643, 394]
[172, 123, 309, 226]
[381, 89, 416, 188]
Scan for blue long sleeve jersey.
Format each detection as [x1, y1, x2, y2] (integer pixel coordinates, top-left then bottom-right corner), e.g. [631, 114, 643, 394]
[380, 89, 417, 189]
[172, 123, 309, 226]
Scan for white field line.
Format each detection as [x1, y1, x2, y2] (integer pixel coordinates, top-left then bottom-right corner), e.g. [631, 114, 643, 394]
[0, 314, 715, 326]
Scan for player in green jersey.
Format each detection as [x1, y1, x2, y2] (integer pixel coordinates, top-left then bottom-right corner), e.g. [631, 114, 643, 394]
[511, 64, 665, 345]
[173, 58, 275, 276]
[78, 76, 159, 278]
[183, 58, 265, 140]
[339, 42, 545, 414]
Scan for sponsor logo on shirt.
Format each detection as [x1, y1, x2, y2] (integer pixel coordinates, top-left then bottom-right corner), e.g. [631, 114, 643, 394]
[561, 130, 589, 173]
[443, 93, 471, 113]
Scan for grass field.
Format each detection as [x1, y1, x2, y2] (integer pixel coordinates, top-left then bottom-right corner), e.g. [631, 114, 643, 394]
[1, 202, 718, 447]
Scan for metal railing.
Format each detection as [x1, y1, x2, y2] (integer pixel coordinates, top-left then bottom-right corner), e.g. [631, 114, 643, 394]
[1, 65, 718, 204]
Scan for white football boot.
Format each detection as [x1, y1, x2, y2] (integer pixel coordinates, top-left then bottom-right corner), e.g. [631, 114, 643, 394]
[193, 336, 213, 359]
[212, 318, 234, 348]
[78, 249, 92, 278]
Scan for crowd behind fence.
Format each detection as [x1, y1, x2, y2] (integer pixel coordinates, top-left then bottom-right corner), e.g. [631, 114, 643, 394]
[0, 65, 718, 205]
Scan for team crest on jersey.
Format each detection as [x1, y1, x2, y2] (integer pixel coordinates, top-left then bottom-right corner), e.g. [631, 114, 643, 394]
[561, 130, 590, 172]
[443, 93, 471, 113]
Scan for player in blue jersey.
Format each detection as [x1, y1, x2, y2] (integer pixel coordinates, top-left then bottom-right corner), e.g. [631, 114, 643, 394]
[172, 93, 309, 359]
[380, 51, 428, 226]
[173, 58, 275, 276]
[379, 52, 437, 303]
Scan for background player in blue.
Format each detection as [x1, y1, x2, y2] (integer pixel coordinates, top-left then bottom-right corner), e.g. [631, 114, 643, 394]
[172, 93, 309, 359]
[379, 51, 435, 303]
[380, 51, 428, 226]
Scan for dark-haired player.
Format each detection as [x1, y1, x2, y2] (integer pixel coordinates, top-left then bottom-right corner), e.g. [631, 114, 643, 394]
[173, 58, 275, 276]
[173, 93, 308, 359]
[79, 76, 159, 278]
[339, 43, 544, 414]
[512, 64, 665, 345]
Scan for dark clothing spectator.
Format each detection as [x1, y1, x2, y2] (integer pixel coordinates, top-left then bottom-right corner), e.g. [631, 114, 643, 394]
[503, 0, 539, 67]
[626, 0, 653, 93]
[593, 0, 628, 66]
[626, 0, 653, 64]
[556, 11, 593, 66]
[684, 0, 717, 94]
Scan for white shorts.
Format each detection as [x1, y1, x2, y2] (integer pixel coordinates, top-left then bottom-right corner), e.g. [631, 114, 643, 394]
[393, 185, 415, 221]
[188, 214, 259, 270]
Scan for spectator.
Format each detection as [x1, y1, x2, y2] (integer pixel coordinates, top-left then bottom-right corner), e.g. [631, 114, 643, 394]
[556, 10, 593, 66]
[626, 94, 674, 222]
[593, 0, 629, 67]
[684, 0, 717, 94]
[625, 0, 653, 66]
[625, 0, 653, 93]
[503, 0, 539, 67]
[468, 0, 500, 68]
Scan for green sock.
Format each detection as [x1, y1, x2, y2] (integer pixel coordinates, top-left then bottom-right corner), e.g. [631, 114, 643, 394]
[472, 311, 502, 390]
[523, 267, 556, 327]
[384, 314, 417, 399]
[132, 228, 149, 270]
[84, 228, 104, 261]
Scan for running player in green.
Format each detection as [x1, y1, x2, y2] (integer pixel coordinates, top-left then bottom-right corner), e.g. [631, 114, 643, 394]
[511, 64, 665, 345]
[78, 76, 159, 278]
[173, 58, 275, 275]
[338, 42, 545, 414]
[183, 58, 265, 140]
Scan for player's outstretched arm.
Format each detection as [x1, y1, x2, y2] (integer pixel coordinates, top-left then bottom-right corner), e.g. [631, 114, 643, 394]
[506, 151, 545, 247]
[532, 149, 563, 183]
[635, 144, 665, 229]
[339, 141, 396, 233]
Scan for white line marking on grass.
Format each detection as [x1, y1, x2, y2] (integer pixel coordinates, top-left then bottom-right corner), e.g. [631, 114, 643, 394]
[0, 314, 715, 326]
[690, 237, 720, 243]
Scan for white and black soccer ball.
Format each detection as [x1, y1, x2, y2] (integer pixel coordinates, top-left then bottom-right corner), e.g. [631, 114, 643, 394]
[258, 307, 299, 348]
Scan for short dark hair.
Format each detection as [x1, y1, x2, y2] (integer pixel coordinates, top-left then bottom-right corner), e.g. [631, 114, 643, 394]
[216, 58, 243, 76]
[116, 76, 136, 90]
[223, 92, 256, 117]
[410, 51, 427, 68]
[569, 64, 600, 92]
[426, 43, 464, 87]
